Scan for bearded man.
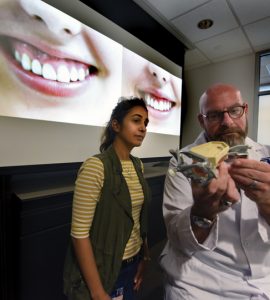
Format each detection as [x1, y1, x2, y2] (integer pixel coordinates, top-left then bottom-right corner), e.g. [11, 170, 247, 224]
[160, 83, 270, 299]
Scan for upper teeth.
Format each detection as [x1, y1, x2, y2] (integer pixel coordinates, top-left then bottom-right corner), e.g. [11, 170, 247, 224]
[14, 50, 89, 83]
[145, 94, 172, 111]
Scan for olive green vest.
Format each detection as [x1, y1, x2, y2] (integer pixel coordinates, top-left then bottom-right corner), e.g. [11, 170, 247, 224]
[63, 146, 150, 299]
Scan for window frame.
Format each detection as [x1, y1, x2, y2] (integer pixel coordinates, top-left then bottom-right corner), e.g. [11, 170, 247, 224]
[254, 49, 270, 144]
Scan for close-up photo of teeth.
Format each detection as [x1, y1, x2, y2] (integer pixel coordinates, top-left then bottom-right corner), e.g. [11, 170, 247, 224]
[0, 0, 123, 126]
[145, 94, 175, 112]
[15, 49, 91, 83]
[0, 0, 182, 134]
[122, 47, 182, 135]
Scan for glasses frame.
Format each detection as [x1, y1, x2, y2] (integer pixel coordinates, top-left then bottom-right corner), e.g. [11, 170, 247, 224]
[201, 104, 247, 123]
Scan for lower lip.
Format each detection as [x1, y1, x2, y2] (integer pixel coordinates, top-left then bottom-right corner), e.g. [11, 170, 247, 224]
[222, 132, 237, 135]
[135, 136, 144, 141]
[147, 105, 172, 120]
[2, 49, 94, 98]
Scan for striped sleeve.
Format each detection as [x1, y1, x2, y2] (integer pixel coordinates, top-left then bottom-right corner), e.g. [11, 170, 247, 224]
[71, 156, 104, 239]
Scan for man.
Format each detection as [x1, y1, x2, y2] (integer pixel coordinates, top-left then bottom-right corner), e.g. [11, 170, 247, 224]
[160, 83, 270, 299]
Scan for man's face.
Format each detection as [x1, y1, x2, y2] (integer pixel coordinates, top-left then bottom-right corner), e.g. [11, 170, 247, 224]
[198, 88, 248, 147]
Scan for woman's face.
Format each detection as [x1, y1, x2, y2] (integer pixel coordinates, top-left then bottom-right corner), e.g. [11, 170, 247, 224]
[114, 105, 149, 151]
[0, 0, 122, 126]
[122, 48, 182, 135]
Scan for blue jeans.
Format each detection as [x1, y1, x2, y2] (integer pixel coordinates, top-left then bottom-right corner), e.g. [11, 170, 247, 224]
[110, 256, 140, 300]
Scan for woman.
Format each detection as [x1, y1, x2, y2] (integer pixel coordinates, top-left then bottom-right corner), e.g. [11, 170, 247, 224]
[0, 0, 122, 126]
[64, 97, 151, 300]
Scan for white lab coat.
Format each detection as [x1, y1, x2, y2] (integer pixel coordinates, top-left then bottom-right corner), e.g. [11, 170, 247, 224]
[160, 133, 270, 300]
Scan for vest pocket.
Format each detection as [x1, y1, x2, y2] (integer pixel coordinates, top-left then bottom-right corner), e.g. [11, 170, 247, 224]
[68, 277, 91, 300]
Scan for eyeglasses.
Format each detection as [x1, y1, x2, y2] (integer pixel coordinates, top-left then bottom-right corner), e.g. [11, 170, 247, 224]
[201, 104, 246, 123]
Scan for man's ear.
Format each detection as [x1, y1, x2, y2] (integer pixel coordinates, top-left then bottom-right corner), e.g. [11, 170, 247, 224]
[198, 113, 205, 129]
[245, 103, 249, 115]
[111, 119, 120, 132]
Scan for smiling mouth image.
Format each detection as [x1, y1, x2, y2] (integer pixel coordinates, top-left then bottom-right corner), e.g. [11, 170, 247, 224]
[144, 93, 176, 112]
[1, 36, 98, 97]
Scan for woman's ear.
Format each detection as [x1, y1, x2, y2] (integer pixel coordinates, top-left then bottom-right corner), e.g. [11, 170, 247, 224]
[111, 119, 120, 133]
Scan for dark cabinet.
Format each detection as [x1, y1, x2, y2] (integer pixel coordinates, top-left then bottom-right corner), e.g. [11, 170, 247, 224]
[15, 192, 73, 300]
[147, 176, 167, 248]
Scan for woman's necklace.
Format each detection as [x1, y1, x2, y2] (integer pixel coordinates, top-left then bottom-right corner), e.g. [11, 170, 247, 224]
[122, 161, 133, 178]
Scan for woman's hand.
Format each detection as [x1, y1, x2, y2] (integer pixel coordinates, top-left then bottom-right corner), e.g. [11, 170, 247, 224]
[92, 290, 111, 300]
[133, 260, 147, 291]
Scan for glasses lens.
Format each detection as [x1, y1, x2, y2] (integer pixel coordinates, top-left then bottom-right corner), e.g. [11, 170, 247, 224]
[204, 105, 245, 122]
[207, 112, 220, 122]
[228, 106, 244, 118]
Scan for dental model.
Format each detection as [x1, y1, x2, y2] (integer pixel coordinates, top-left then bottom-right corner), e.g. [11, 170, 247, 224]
[169, 141, 250, 185]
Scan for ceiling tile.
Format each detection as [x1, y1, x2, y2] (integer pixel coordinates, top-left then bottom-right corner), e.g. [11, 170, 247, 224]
[210, 49, 253, 63]
[171, 0, 238, 43]
[184, 48, 210, 70]
[195, 28, 252, 60]
[229, 0, 270, 25]
[141, 0, 209, 20]
[134, 0, 270, 70]
[244, 18, 270, 48]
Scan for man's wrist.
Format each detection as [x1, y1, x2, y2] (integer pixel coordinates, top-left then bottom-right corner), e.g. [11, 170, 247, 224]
[191, 205, 217, 221]
[190, 214, 217, 229]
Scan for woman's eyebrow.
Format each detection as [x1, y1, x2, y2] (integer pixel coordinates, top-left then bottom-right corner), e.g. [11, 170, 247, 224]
[131, 113, 148, 122]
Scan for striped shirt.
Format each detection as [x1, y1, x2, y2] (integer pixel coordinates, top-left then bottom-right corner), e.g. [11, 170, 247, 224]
[71, 156, 144, 259]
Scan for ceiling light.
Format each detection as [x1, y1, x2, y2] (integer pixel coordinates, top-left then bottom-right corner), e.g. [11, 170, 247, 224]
[197, 19, 214, 30]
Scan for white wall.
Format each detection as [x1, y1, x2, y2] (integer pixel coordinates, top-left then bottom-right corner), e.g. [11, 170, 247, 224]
[182, 54, 256, 147]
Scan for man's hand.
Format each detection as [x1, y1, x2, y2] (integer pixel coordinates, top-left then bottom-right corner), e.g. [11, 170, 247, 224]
[229, 158, 270, 224]
[191, 161, 240, 220]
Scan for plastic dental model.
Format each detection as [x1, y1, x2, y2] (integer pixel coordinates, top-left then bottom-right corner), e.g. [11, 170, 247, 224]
[169, 141, 250, 186]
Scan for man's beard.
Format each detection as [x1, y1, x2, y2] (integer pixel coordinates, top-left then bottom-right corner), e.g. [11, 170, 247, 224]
[208, 123, 248, 147]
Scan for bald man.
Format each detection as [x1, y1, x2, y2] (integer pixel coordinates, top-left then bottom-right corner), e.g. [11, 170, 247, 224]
[160, 83, 270, 299]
